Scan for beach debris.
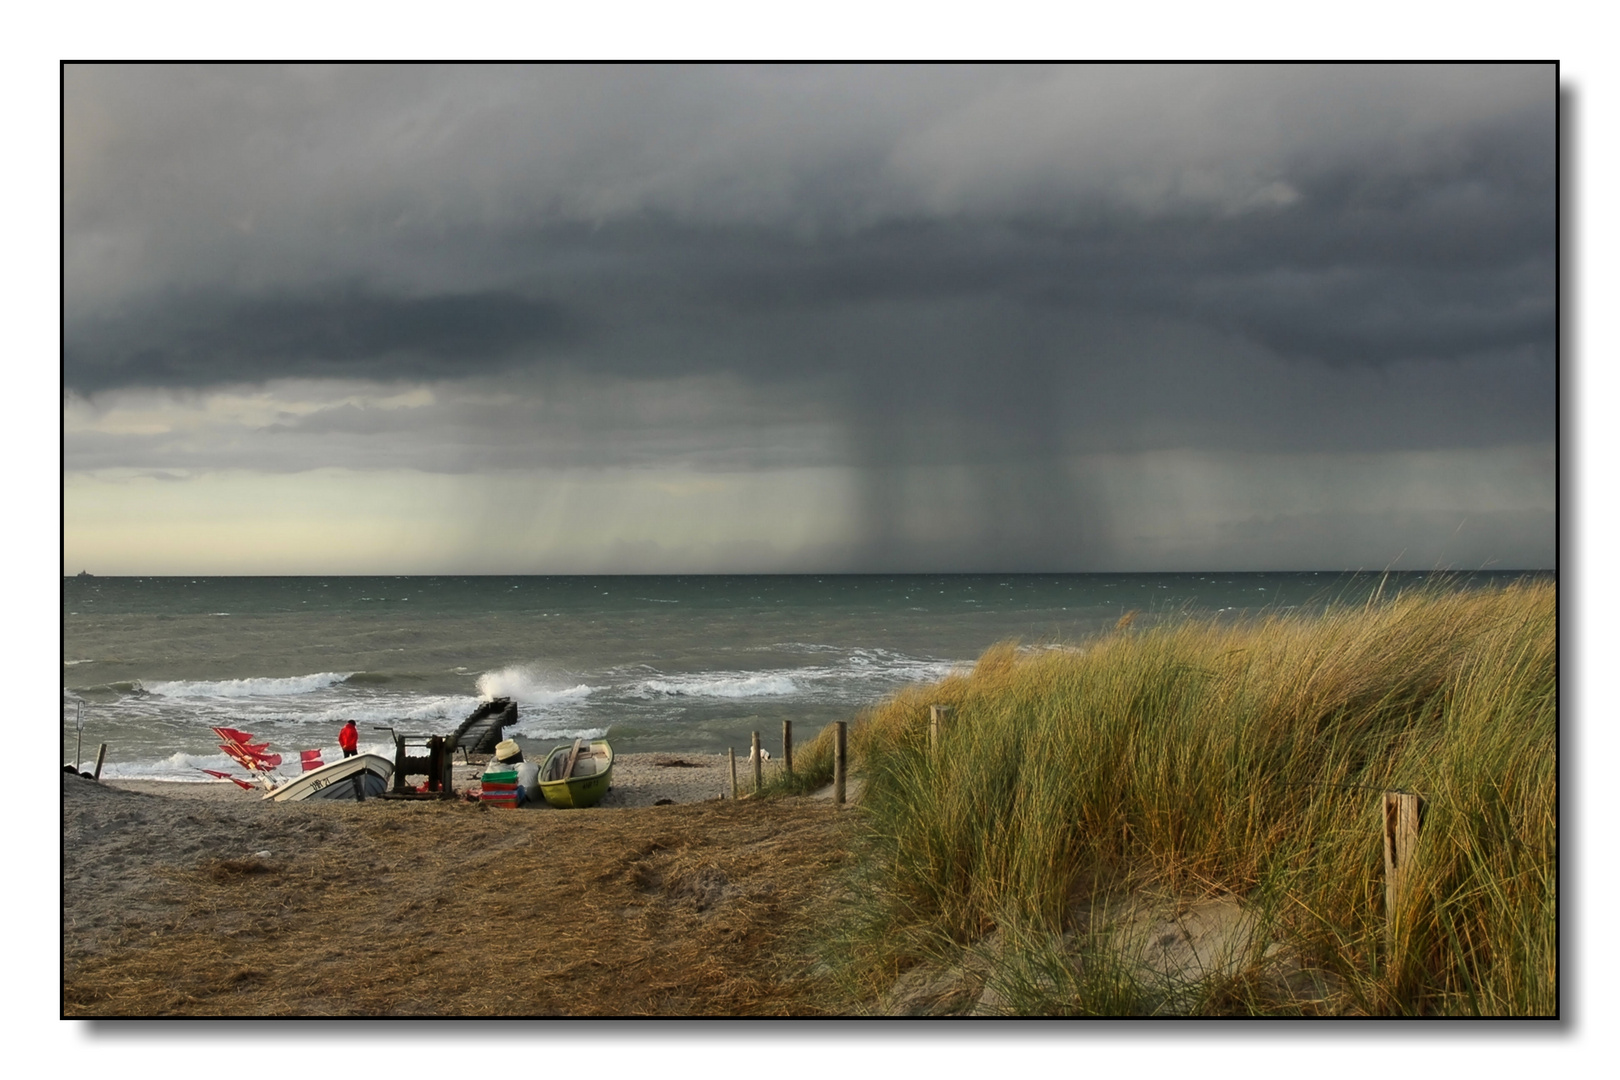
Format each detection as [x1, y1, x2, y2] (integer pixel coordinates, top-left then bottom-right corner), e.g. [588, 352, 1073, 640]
[748, 746, 771, 762]
[253, 850, 272, 859]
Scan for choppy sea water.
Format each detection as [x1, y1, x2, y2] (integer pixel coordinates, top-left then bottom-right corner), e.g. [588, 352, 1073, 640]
[61, 572, 1547, 782]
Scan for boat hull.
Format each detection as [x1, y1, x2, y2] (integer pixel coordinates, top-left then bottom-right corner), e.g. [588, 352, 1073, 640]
[537, 740, 613, 808]
[263, 753, 394, 803]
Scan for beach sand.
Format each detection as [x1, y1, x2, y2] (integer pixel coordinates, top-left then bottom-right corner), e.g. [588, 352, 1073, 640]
[63, 758, 855, 1016]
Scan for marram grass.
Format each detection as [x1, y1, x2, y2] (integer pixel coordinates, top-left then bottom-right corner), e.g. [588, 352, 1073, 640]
[778, 580, 1555, 1016]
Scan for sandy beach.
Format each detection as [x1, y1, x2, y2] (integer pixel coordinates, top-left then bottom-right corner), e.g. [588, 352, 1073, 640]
[63, 756, 854, 1016]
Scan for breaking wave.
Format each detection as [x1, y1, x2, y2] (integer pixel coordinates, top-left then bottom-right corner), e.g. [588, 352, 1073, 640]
[475, 665, 594, 707]
[141, 672, 356, 698]
[640, 673, 799, 698]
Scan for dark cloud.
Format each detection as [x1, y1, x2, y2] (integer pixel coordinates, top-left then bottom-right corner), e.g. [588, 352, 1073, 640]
[62, 64, 1557, 570]
[66, 287, 579, 392]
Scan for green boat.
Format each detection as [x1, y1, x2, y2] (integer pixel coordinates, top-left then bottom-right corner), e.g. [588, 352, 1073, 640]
[537, 738, 614, 808]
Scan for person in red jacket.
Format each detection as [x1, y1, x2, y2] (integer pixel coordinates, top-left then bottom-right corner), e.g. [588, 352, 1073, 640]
[338, 719, 359, 758]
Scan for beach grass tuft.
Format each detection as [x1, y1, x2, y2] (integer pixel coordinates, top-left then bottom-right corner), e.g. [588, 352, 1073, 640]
[782, 579, 1555, 1015]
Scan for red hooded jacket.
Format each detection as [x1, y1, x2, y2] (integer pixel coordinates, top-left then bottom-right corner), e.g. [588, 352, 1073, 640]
[338, 721, 359, 753]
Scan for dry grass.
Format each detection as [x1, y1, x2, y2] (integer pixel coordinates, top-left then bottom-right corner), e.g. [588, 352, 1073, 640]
[793, 579, 1557, 1016]
[64, 799, 855, 1016]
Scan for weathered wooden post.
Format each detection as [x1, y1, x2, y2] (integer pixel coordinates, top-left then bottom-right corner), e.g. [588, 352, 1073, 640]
[752, 731, 763, 792]
[74, 701, 85, 771]
[1383, 790, 1422, 949]
[783, 720, 793, 776]
[393, 733, 408, 793]
[929, 705, 951, 753]
[833, 721, 847, 806]
[729, 746, 738, 799]
[93, 743, 108, 781]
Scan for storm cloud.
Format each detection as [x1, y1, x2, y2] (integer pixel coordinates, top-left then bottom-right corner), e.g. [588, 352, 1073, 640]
[63, 64, 1556, 572]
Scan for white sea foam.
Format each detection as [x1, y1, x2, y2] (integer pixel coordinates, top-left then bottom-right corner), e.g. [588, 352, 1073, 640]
[476, 665, 595, 707]
[510, 722, 610, 742]
[142, 672, 356, 698]
[252, 697, 484, 727]
[641, 673, 800, 698]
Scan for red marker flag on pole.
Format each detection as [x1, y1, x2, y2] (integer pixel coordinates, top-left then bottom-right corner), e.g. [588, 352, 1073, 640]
[198, 768, 256, 791]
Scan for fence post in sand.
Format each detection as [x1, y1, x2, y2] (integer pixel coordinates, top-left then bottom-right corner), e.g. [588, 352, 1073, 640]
[834, 721, 847, 806]
[752, 731, 763, 793]
[783, 720, 793, 776]
[929, 705, 952, 753]
[1383, 790, 1422, 949]
[93, 743, 108, 781]
[729, 746, 738, 799]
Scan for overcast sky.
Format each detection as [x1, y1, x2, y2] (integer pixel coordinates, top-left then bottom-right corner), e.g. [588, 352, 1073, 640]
[62, 63, 1555, 574]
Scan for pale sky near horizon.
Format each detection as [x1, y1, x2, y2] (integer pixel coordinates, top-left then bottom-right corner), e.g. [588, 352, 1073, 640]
[63, 63, 1556, 574]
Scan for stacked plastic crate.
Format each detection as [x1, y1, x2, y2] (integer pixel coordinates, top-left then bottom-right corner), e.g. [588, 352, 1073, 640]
[480, 767, 521, 808]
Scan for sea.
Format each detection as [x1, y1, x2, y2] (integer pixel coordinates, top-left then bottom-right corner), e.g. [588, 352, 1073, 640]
[60, 572, 1549, 782]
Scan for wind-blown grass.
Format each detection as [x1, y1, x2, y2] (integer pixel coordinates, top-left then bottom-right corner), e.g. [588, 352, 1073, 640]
[779, 579, 1556, 1015]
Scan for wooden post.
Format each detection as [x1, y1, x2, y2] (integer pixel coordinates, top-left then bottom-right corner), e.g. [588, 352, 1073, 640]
[729, 746, 738, 799]
[1383, 790, 1422, 948]
[93, 743, 108, 781]
[833, 721, 847, 806]
[394, 734, 408, 793]
[783, 720, 793, 776]
[752, 731, 763, 792]
[929, 705, 951, 753]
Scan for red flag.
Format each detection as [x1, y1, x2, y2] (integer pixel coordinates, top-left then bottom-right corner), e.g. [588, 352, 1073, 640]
[220, 744, 282, 770]
[300, 750, 325, 772]
[198, 768, 256, 790]
[211, 727, 256, 746]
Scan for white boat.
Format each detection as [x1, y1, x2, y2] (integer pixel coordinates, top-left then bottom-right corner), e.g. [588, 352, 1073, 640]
[262, 753, 394, 803]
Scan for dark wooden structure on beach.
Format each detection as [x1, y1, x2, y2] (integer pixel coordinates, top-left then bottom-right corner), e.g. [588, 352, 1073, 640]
[449, 697, 517, 756]
[377, 697, 518, 800]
